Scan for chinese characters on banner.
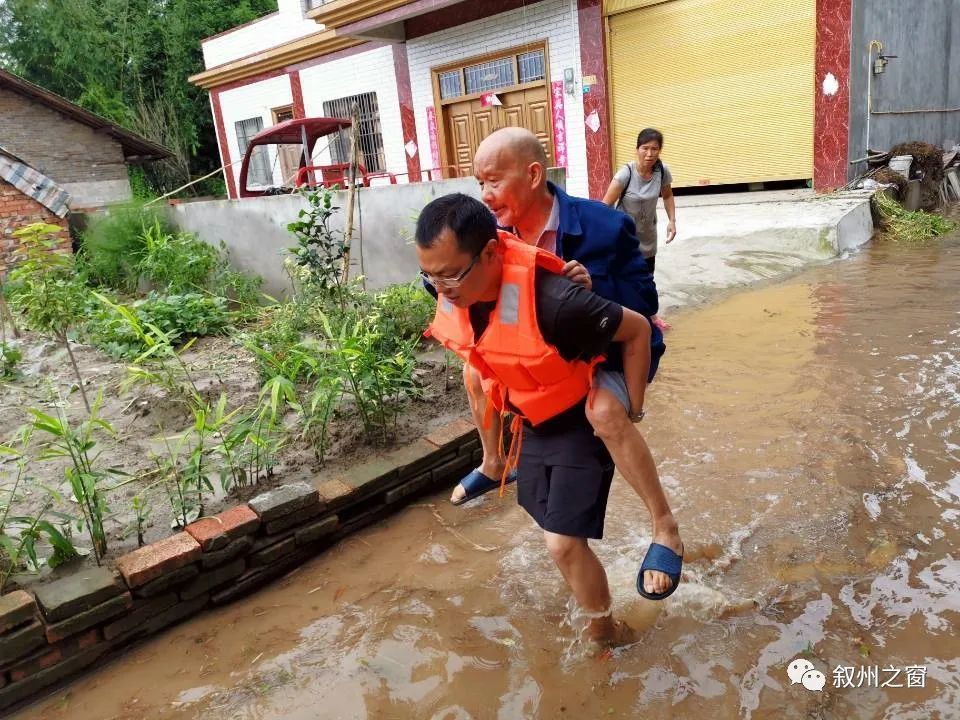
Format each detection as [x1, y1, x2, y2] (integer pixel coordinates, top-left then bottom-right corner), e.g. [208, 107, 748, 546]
[426, 106, 441, 172]
[550, 81, 568, 168]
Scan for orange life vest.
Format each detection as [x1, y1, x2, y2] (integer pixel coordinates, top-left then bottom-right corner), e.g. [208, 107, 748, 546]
[427, 231, 603, 428]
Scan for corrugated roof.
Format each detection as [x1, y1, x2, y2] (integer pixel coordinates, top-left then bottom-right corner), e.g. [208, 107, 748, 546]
[0, 147, 71, 217]
[0, 69, 172, 163]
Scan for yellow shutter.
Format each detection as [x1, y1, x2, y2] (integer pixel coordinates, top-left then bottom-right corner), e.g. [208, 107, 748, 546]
[607, 0, 815, 187]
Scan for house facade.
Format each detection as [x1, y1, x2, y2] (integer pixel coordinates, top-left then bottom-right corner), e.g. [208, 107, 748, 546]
[192, 0, 958, 200]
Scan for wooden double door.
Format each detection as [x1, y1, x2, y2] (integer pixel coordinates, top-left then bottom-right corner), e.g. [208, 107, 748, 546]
[444, 85, 553, 179]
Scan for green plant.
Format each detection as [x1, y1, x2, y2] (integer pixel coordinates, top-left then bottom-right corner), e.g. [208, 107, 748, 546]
[79, 204, 169, 292]
[7, 223, 94, 411]
[287, 187, 350, 310]
[84, 293, 231, 360]
[0, 427, 79, 592]
[138, 220, 220, 293]
[131, 495, 151, 547]
[28, 394, 124, 564]
[873, 192, 956, 243]
[0, 342, 22, 380]
[321, 311, 419, 442]
[370, 280, 434, 354]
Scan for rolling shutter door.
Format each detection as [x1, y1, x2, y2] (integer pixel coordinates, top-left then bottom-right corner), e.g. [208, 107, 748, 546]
[607, 0, 815, 187]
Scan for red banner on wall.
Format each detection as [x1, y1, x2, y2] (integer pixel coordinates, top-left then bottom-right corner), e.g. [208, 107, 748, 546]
[550, 81, 568, 168]
[426, 106, 441, 171]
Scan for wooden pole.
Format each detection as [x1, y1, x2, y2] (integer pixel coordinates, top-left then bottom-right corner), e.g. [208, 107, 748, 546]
[341, 102, 361, 284]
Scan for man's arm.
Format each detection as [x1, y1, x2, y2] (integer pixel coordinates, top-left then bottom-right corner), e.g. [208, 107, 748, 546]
[611, 308, 652, 419]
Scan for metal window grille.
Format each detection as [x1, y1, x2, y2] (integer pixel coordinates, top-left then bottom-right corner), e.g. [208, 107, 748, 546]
[302, 0, 326, 12]
[323, 92, 385, 173]
[439, 70, 463, 100]
[235, 117, 272, 186]
[517, 50, 545, 83]
[463, 57, 515, 94]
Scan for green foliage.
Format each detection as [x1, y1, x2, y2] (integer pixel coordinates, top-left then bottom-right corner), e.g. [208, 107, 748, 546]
[131, 495, 151, 547]
[84, 294, 230, 360]
[8, 223, 94, 410]
[28, 395, 123, 564]
[287, 187, 350, 309]
[1, 428, 80, 592]
[0, 342, 22, 380]
[1, 0, 277, 195]
[873, 192, 957, 243]
[79, 204, 169, 292]
[369, 281, 433, 354]
[138, 220, 220, 293]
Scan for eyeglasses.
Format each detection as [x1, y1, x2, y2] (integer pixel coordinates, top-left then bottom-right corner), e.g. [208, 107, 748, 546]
[420, 252, 481, 289]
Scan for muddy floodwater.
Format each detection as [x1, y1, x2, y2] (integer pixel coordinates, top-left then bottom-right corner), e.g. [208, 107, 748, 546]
[12, 231, 960, 720]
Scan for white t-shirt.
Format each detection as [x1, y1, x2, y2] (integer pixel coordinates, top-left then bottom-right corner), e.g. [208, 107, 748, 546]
[614, 161, 673, 258]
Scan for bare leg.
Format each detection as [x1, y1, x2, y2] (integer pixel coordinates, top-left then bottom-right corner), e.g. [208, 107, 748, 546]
[450, 363, 505, 503]
[586, 387, 682, 596]
[543, 531, 619, 642]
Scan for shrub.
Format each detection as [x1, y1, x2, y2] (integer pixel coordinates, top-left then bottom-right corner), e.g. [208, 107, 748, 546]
[79, 203, 172, 292]
[0, 342, 21, 380]
[137, 220, 220, 294]
[370, 280, 434, 354]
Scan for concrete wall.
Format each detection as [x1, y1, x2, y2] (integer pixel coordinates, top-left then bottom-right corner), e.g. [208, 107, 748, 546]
[201, 0, 318, 69]
[168, 178, 480, 297]
[849, 0, 959, 173]
[0, 88, 131, 209]
[406, 0, 588, 197]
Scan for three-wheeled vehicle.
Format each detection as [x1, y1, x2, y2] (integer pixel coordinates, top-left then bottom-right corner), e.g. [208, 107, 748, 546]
[237, 117, 396, 198]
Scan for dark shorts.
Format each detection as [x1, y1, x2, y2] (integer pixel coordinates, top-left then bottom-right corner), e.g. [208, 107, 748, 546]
[645, 255, 656, 274]
[517, 407, 615, 540]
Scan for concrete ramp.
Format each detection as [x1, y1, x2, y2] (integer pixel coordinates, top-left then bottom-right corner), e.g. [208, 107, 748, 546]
[654, 192, 873, 312]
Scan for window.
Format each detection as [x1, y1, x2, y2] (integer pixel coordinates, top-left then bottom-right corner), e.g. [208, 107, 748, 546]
[322, 92, 385, 173]
[302, 0, 326, 12]
[464, 57, 515, 94]
[235, 117, 272, 187]
[435, 47, 547, 101]
[517, 50, 545, 83]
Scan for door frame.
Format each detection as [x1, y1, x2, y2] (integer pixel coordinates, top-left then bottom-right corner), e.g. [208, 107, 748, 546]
[430, 41, 552, 178]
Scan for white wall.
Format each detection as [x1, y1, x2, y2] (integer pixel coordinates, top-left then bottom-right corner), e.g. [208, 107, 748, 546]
[406, 0, 587, 196]
[299, 45, 408, 180]
[202, 0, 320, 69]
[218, 74, 294, 191]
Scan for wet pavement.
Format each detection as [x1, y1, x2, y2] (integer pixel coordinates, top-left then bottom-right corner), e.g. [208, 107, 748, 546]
[11, 229, 960, 720]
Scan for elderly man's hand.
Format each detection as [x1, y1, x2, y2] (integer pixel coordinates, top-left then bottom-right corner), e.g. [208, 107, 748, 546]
[562, 260, 591, 290]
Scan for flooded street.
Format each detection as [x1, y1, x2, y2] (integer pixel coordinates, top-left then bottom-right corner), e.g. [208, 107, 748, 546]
[12, 231, 960, 720]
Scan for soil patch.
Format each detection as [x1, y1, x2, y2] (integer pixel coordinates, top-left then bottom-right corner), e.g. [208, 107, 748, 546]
[0, 333, 467, 589]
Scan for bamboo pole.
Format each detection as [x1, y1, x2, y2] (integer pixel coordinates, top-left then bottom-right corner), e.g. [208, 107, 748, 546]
[341, 102, 361, 284]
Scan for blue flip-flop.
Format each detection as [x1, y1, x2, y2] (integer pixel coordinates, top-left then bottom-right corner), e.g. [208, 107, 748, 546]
[451, 468, 518, 506]
[637, 543, 684, 601]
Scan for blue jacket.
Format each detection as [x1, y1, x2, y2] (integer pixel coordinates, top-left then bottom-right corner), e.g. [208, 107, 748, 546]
[549, 182, 665, 377]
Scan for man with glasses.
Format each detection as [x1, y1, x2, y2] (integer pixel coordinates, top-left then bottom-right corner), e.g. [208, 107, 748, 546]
[446, 127, 682, 601]
[417, 192, 656, 645]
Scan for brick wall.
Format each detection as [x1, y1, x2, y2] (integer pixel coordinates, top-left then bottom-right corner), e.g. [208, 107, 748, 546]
[0, 180, 70, 276]
[0, 88, 132, 208]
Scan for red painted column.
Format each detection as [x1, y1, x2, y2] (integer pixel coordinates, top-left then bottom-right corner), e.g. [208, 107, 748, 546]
[577, 0, 612, 200]
[210, 89, 237, 200]
[392, 43, 422, 182]
[814, 0, 852, 192]
[290, 70, 306, 119]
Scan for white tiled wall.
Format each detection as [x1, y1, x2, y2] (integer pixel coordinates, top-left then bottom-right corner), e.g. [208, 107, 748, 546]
[406, 0, 587, 196]
[202, 0, 320, 69]
[218, 74, 294, 190]
[299, 45, 408, 181]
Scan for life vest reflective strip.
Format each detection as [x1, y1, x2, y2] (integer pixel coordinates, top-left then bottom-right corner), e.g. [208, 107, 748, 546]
[427, 232, 603, 428]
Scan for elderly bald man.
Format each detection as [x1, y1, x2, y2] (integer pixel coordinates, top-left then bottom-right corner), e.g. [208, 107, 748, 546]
[441, 127, 683, 600]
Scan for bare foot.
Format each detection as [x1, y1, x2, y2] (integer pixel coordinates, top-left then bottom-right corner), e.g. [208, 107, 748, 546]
[642, 521, 683, 597]
[585, 618, 639, 654]
[449, 459, 505, 503]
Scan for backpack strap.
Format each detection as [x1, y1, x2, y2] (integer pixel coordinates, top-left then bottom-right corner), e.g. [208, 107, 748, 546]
[617, 163, 632, 208]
